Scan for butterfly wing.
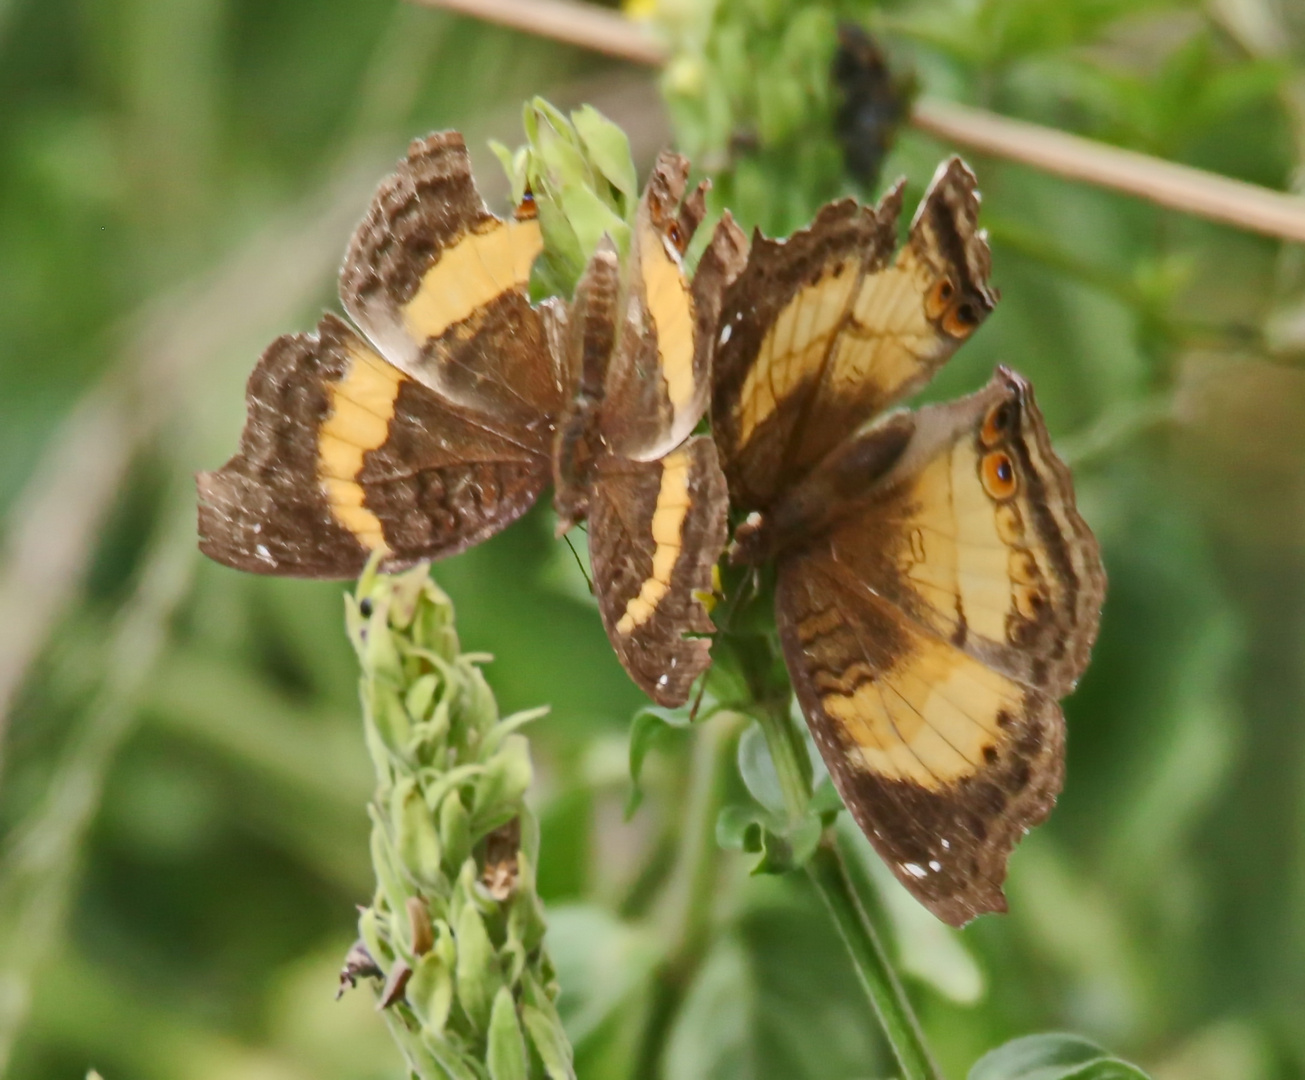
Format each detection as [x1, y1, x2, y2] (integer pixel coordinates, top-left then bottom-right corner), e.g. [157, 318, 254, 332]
[770, 369, 1104, 924]
[712, 157, 996, 509]
[197, 314, 553, 577]
[340, 131, 566, 425]
[777, 549, 1064, 926]
[588, 435, 729, 706]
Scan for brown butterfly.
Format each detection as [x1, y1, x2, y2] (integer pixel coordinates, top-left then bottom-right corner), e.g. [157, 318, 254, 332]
[198, 132, 745, 706]
[711, 158, 1106, 925]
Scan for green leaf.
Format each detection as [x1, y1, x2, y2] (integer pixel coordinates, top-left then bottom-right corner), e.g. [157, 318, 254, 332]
[489, 139, 529, 206]
[358, 905, 391, 968]
[370, 682, 414, 756]
[736, 720, 786, 816]
[417, 1031, 483, 1080]
[715, 803, 768, 853]
[807, 778, 843, 825]
[570, 104, 637, 203]
[482, 705, 549, 758]
[969, 1034, 1152, 1080]
[626, 704, 692, 816]
[533, 197, 587, 298]
[714, 804, 817, 874]
[557, 183, 630, 263]
[439, 794, 472, 882]
[405, 673, 441, 725]
[370, 815, 413, 914]
[393, 777, 444, 887]
[472, 734, 533, 834]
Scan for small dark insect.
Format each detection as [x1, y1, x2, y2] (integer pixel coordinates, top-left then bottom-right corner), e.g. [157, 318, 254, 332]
[831, 23, 913, 188]
[336, 939, 382, 999]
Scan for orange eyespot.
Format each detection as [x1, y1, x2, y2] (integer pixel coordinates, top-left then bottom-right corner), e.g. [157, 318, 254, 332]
[1014, 584, 1047, 621]
[942, 301, 981, 339]
[514, 189, 538, 221]
[924, 278, 955, 320]
[667, 221, 686, 253]
[981, 451, 1018, 500]
[980, 400, 1016, 447]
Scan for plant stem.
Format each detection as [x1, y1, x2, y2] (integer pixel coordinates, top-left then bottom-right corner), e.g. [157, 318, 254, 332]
[751, 700, 810, 823]
[749, 699, 944, 1080]
[634, 711, 740, 1080]
[807, 842, 944, 1080]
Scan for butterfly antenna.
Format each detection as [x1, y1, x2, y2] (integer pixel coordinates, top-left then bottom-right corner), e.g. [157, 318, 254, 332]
[688, 674, 709, 723]
[562, 531, 593, 593]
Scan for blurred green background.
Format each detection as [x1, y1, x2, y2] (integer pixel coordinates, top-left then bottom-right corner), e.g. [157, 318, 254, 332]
[2, 0, 1305, 1077]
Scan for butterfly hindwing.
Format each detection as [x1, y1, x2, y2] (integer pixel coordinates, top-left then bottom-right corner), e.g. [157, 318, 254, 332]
[197, 314, 552, 577]
[764, 368, 1104, 923]
[713, 157, 997, 510]
[588, 435, 729, 706]
[804, 370, 1105, 698]
[776, 550, 1064, 926]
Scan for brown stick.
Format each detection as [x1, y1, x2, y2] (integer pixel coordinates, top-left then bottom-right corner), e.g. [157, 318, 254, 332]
[408, 0, 667, 65]
[912, 99, 1305, 244]
[410, 0, 1305, 245]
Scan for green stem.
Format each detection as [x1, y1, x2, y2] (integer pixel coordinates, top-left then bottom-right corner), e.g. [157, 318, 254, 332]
[634, 712, 740, 1080]
[751, 700, 811, 823]
[750, 698, 944, 1080]
[807, 842, 944, 1080]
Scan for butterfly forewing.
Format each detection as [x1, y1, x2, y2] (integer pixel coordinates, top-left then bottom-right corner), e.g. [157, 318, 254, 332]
[340, 131, 566, 426]
[600, 152, 746, 464]
[712, 157, 996, 511]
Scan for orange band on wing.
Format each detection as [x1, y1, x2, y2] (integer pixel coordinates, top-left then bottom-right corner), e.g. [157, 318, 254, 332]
[640, 227, 696, 417]
[615, 448, 692, 633]
[402, 218, 542, 341]
[316, 342, 404, 551]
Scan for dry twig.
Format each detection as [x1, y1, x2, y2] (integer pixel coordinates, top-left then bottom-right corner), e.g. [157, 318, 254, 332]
[411, 0, 1305, 244]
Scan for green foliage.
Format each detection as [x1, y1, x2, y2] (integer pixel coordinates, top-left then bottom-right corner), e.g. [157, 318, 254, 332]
[2, 0, 1305, 1078]
[652, 0, 909, 234]
[969, 1034, 1149, 1080]
[492, 98, 638, 298]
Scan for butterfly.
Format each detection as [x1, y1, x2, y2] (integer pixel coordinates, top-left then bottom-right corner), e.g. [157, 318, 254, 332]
[711, 158, 1107, 925]
[198, 131, 746, 706]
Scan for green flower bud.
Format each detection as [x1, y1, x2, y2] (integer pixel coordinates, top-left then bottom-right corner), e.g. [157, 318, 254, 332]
[394, 778, 444, 887]
[472, 735, 533, 834]
[522, 1004, 576, 1080]
[406, 950, 455, 1035]
[439, 790, 473, 875]
[454, 900, 500, 1032]
[486, 987, 528, 1080]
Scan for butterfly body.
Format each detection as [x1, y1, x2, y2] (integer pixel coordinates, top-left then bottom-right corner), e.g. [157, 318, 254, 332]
[713, 159, 1105, 925]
